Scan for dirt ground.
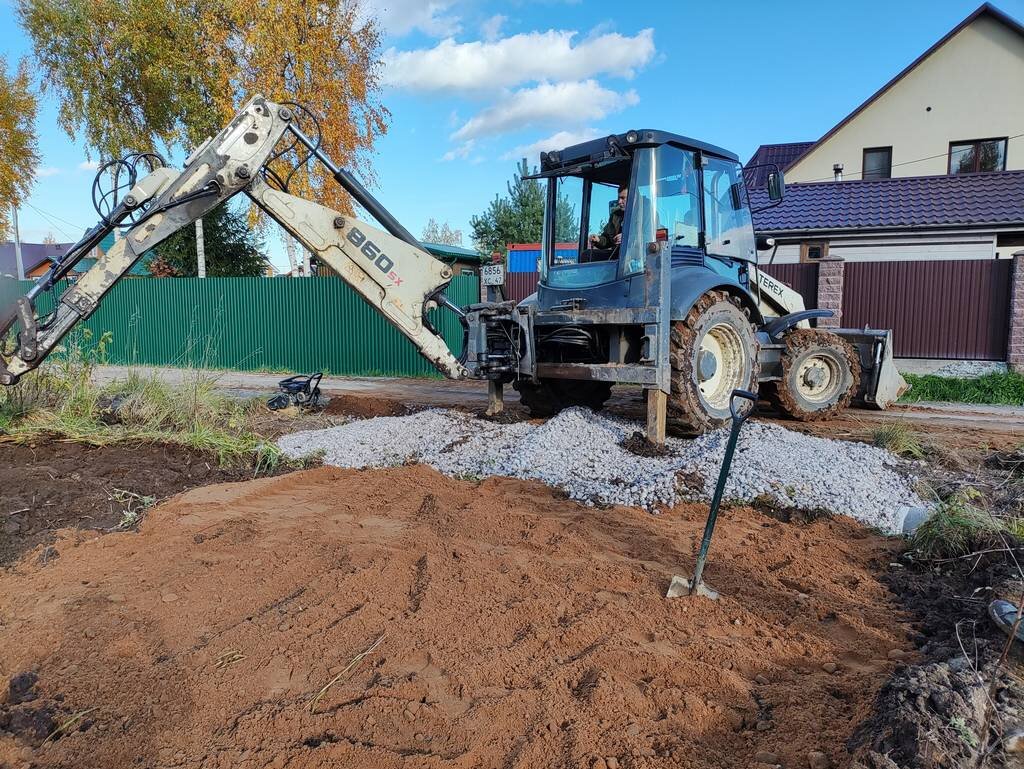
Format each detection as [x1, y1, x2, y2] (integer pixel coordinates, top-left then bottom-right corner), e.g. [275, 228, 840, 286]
[0, 463, 915, 769]
[1, 391, 1022, 768]
[0, 441, 282, 567]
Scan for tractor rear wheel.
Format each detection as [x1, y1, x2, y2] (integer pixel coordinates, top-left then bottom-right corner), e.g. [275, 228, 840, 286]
[513, 378, 613, 418]
[668, 290, 759, 436]
[770, 328, 860, 421]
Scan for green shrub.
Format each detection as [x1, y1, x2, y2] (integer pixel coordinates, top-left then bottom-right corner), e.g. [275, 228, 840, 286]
[909, 489, 1003, 560]
[872, 422, 925, 458]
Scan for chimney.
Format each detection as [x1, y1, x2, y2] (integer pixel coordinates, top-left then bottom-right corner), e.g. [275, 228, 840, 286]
[833, 163, 844, 182]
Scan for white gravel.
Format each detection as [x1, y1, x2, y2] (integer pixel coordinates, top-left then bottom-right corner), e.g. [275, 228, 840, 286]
[929, 360, 1007, 379]
[278, 408, 925, 534]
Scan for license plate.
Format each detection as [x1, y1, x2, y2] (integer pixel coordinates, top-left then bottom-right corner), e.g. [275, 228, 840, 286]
[481, 264, 505, 286]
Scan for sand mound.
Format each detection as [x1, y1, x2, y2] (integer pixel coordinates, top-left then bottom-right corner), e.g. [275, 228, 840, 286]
[0, 465, 909, 769]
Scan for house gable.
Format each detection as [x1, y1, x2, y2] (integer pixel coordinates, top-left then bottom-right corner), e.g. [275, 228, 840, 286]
[785, 4, 1024, 183]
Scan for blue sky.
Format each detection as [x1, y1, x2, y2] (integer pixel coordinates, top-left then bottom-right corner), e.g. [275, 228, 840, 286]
[3, 0, 1023, 270]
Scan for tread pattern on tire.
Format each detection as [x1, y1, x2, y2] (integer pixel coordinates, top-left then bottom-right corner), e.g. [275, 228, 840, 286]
[771, 328, 861, 422]
[667, 290, 759, 436]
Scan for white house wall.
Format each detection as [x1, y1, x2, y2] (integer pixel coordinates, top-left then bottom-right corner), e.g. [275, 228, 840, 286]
[763, 233, 997, 264]
[785, 14, 1024, 183]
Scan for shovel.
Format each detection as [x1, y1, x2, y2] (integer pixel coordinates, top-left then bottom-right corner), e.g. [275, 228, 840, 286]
[667, 389, 758, 600]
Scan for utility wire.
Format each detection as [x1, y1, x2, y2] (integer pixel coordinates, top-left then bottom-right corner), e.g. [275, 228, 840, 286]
[19, 202, 82, 241]
[800, 131, 1024, 182]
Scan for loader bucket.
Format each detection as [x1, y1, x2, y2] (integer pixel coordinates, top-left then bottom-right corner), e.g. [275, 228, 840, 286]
[833, 328, 908, 409]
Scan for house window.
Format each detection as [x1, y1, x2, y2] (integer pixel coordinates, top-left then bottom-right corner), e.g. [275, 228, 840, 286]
[948, 138, 1007, 174]
[862, 147, 892, 180]
[800, 241, 828, 262]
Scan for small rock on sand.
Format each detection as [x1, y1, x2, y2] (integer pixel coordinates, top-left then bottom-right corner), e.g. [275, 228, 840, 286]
[755, 750, 779, 764]
[1005, 728, 1024, 753]
[808, 750, 830, 769]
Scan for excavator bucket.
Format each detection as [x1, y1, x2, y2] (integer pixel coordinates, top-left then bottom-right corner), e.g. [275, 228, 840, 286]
[834, 328, 909, 409]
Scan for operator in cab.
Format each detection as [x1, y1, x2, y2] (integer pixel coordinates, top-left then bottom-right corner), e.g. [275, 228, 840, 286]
[583, 184, 628, 261]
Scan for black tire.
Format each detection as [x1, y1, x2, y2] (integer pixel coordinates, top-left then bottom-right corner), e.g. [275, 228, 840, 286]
[513, 378, 613, 418]
[267, 393, 290, 411]
[770, 328, 860, 421]
[668, 290, 759, 436]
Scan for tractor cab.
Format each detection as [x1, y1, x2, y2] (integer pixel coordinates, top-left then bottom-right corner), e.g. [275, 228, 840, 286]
[527, 130, 775, 312]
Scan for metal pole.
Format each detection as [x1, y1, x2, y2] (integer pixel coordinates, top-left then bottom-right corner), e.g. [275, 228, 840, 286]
[12, 206, 25, 281]
[195, 218, 206, 278]
[288, 124, 422, 250]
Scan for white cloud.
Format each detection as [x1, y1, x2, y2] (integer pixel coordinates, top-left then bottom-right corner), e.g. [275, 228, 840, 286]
[35, 166, 61, 178]
[451, 80, 636, 142]
[78, 160, 100, 171]
[440, 141, 474, 162]
[501, 128, 603, 161]
[383, 28, 655, 93]
[480, 14, 506, 41]
[366, 0, 461, 38]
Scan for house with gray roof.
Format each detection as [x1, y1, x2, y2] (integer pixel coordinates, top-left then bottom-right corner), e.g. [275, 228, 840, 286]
[746, 4, 1024, 368]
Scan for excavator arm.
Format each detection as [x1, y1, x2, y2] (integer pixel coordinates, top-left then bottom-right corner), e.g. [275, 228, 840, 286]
[0, 95, 470, 384]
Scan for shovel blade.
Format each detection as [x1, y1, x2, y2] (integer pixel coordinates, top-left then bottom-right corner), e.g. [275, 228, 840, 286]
[666, 575, 719, 600]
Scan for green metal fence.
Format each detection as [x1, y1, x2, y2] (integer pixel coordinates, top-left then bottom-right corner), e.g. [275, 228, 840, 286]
[2, 275, 480, 377]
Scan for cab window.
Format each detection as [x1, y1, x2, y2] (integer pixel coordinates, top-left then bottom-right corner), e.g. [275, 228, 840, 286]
[620, 145, 700, 275]
[701, 157, 755, 261]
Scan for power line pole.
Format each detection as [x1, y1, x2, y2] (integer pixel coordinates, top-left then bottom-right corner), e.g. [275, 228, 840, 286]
[12, 206, 25, 281]
[195, 218, 206, 278]
[285, 237, 298, 276]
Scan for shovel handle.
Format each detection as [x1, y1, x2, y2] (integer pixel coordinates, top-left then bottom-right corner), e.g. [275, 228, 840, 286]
[729, 389, 758, 422]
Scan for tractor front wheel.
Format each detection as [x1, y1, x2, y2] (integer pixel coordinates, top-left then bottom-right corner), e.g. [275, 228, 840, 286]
[769, 328, 860, 421]
[668, 290, 759, 436]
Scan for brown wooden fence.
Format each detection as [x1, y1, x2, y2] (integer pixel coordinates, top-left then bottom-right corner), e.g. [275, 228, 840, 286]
[842, 259, 1012, 360]
[760, 263, 818, 310]
[506, 272, 540, 303]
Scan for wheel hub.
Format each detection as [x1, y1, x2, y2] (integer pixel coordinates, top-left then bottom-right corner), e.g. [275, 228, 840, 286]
[697, 322, 746, 410]
[697, 350, 718, 381]
[802, 365, 826, 388]
[796, 353, 842, 403]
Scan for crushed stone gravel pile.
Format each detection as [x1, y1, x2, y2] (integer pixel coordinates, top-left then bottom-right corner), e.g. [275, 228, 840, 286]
[277, 408, 924, 533]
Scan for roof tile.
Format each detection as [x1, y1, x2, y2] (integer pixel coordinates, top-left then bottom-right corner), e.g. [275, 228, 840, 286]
[751, 171, 1024, 232]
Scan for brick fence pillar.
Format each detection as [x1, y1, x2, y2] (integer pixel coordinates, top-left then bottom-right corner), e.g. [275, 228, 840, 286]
[1008, 251, 1024, 372]
[815, 257, 845, 329]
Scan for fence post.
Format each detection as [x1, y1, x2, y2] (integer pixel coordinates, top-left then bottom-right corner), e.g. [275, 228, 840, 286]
[1009, 251, 1024, 373]
[816, 257, 845, 329]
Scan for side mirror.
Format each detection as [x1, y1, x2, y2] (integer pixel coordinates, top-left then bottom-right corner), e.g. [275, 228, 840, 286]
[766, 169, 785, 201]
[755, 235, 775, 251]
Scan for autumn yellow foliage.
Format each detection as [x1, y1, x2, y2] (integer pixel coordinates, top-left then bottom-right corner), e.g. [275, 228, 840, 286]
[18, 0, 388, 215]
[0, 57, 40, 240]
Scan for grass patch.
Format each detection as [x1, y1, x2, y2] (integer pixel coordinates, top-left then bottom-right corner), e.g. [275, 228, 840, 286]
[1, 330, 282, 470]
[872, 422, 925, 459]
[900, 372, 1024, 406]
[909, 488, 1004, 560]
